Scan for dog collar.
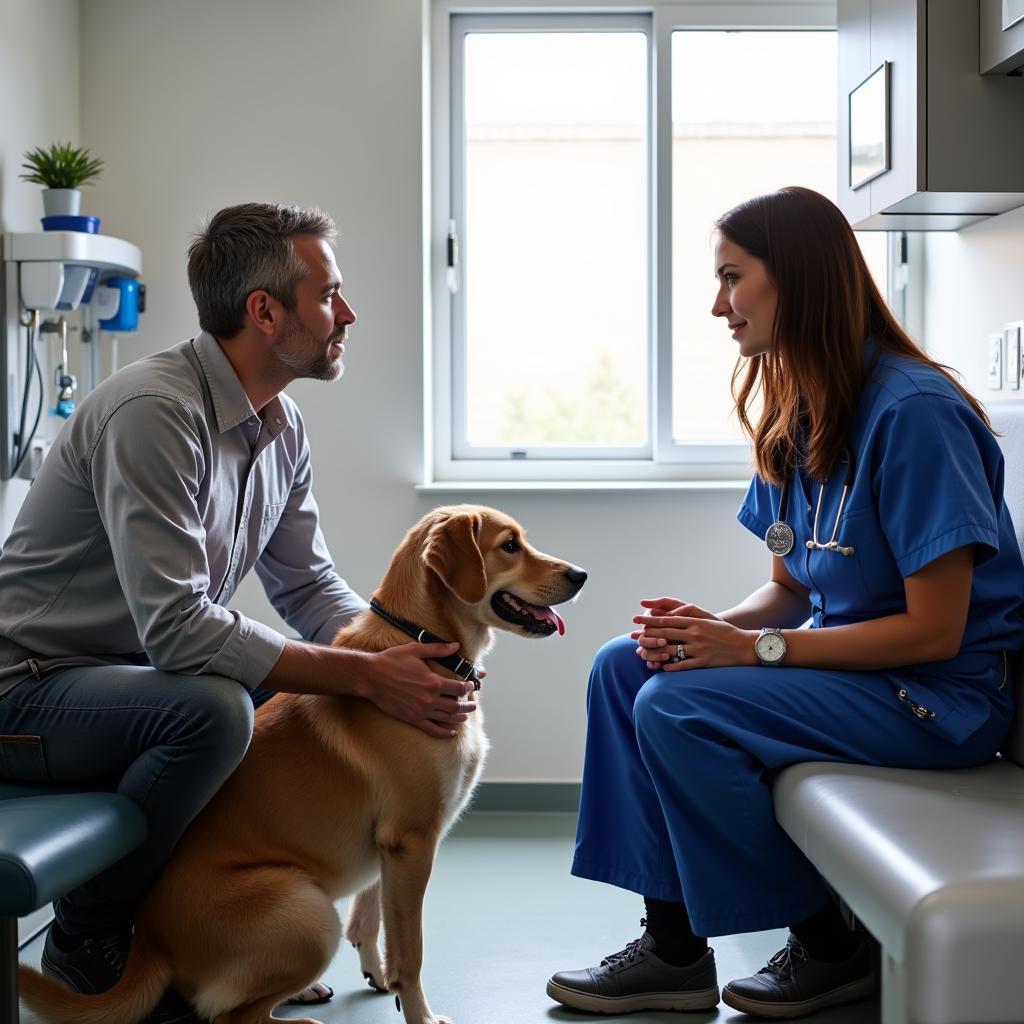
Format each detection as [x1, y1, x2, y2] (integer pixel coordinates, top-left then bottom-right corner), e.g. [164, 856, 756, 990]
[369, 598, 482, 690]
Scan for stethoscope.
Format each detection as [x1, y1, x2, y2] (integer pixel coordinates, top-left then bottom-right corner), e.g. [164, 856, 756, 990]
[764, 447, 857, 558]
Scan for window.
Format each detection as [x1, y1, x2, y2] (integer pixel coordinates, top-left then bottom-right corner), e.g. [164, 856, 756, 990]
[430, 3, 891, 483]
[458, 25, 649, 454]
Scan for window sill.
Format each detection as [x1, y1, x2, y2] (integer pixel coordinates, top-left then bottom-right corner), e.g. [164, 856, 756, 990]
[417, 479, 750, 493]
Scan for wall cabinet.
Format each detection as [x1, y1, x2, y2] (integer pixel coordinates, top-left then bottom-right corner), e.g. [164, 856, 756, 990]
[838, 0, 1024, 230]
[981, 0, 1024, 74]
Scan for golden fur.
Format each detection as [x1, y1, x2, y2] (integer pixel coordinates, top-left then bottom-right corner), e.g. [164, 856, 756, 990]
[19, 504, 585, 1024]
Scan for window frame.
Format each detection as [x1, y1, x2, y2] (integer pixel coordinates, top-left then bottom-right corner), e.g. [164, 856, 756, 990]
[428, 0, 892, 486]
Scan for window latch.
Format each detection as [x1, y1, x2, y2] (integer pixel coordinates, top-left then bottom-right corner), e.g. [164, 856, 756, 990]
[446, 218, 459, 293]
[893, 231, 910, 291]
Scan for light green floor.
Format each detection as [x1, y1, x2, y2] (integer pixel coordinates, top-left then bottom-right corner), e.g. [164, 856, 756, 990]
[19, 813, 880, 1023]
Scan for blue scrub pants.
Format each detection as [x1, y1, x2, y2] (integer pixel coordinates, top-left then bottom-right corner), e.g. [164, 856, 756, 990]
[0, 665, 258, 936]
[571, 635, 1010, 938]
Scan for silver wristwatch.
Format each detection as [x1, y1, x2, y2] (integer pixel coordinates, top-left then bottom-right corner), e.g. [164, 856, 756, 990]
[755, 627, 787, 666]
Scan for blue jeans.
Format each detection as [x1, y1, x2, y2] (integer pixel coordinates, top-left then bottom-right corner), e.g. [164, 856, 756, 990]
[0, 664, 262, 936]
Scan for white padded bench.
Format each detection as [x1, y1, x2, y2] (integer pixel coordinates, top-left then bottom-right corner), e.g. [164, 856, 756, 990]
[772, 402, 1024, 1024]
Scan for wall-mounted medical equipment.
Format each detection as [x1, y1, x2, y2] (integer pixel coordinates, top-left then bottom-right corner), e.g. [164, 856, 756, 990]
[1, 230, 143, 481]
[96, 275, 144, 332]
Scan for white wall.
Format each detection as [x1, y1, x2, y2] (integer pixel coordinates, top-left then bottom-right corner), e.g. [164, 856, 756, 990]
[0, 1, 79, 231]
[75, 0, 768, 782]
[921, 204, 1024, 402]
[0, 0, 80, 538]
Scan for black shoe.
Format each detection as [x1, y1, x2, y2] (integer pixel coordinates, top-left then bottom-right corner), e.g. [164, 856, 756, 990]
[41, 924, 131, 994]
[722, 934, 875, 1019]
[546, 922, 719, 1014]
[40, 924, 201, 1024]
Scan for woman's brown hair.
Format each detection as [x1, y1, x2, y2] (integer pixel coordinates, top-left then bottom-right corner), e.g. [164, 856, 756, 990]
[715, 186, 990, 486]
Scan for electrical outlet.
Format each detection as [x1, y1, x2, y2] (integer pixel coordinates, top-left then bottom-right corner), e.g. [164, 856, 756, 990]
[989, 332, 1004, 389]
[1006, 324, 1022, 391]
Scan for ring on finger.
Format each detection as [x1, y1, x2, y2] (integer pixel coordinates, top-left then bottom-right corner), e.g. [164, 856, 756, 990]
[668, 642, 687, 663]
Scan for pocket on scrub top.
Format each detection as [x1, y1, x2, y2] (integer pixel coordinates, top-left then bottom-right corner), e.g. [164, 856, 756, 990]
[0, 734, 50, 783]
[805, 508, 874, 617]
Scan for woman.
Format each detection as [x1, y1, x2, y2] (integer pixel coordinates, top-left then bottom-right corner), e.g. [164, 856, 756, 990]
[547, 186, 1024, 1019]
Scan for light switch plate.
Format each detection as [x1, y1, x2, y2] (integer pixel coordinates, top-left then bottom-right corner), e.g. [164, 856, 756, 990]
[1008, 322, 1024, 390]
[1006, 324, 1021, 390]
[989, 332, 1004, 389]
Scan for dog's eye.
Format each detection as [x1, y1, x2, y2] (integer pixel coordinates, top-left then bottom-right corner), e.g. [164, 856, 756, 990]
[502, 538, 521, 555]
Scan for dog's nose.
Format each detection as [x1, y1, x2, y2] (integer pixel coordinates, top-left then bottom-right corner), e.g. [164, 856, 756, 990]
[564, 565, 588, 587]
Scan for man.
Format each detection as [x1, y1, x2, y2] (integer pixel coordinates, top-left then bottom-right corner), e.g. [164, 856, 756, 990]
[0, 203, 476, 1023]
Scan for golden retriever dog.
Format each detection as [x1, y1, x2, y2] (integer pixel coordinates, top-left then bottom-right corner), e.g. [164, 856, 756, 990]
[19, 504, 586, 1024]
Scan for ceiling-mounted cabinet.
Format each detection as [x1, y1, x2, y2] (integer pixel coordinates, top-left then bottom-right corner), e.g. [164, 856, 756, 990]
[838, 0, 1024, 230]
[981, 0, 1024, 75]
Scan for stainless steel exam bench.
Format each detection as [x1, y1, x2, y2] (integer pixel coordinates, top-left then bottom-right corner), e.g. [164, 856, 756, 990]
[772, 401, 1024, 1024]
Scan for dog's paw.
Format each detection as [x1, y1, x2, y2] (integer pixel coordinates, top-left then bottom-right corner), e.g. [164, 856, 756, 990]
[405, 1008, 454, 1024]
[356, 941, 387, 992]
[364, 969, 387, 993]
[405, 998, 454, 1024]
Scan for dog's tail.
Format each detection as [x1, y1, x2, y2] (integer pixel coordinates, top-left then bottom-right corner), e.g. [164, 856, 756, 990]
[18, 932, 172, 1024]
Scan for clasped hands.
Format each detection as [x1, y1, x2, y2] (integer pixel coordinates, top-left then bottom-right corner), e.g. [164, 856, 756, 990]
[631, 597, 753, 672]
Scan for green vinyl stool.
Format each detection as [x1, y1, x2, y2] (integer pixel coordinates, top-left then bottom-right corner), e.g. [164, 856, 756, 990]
[0, 781, 146, 1024]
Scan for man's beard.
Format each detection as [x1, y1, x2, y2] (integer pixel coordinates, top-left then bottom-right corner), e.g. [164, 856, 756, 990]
[274, 314, 345, 382]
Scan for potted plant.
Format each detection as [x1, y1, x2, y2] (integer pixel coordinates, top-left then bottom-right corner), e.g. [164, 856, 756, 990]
[19, 142, 104, 217]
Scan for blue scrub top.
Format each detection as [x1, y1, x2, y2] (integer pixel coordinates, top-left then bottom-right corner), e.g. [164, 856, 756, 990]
[738, 345, 1024, 743]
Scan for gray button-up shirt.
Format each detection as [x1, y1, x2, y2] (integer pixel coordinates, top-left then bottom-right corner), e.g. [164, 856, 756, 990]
[0, 331, 366, 696]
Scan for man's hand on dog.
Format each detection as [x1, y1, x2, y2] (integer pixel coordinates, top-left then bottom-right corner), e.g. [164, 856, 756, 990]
[266, 639, 479, 738]
[364, 642, 479, 738]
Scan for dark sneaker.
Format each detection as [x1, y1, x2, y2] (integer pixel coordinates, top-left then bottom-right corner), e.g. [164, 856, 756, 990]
[546, 924, 719, 1014]
[41, 924, 131, 994]
[40, 924, 201, 1024]
[722, 933, 875, 1019]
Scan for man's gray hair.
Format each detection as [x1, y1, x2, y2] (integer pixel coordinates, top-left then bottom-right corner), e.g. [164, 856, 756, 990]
[187, 203, 337, 339]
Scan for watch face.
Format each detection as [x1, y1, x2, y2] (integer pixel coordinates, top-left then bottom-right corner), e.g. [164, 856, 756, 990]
[756, 630, 786, 664]
[765, 522, 795, 557]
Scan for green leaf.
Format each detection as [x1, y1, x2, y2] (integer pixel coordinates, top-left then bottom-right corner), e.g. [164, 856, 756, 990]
[19, 141, 104, 189]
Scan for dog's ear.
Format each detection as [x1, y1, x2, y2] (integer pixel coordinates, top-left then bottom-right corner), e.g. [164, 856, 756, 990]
[423, 513, 488, 604]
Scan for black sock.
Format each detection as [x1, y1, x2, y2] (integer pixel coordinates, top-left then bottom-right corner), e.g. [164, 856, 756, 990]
[790, 899, 859, 962]
[642, 896, 708, 967]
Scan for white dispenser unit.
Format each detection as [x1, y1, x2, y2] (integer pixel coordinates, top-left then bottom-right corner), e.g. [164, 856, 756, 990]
[1, 230, 143, 481]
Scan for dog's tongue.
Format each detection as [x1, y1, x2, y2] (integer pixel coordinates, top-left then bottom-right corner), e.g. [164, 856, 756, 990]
[526, 603, 565, 636]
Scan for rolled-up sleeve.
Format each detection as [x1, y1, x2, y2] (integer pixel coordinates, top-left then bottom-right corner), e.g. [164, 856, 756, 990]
[253, 427, 366, 645]
[88, 393, 286, 688]
[737, 473, 775, 541]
